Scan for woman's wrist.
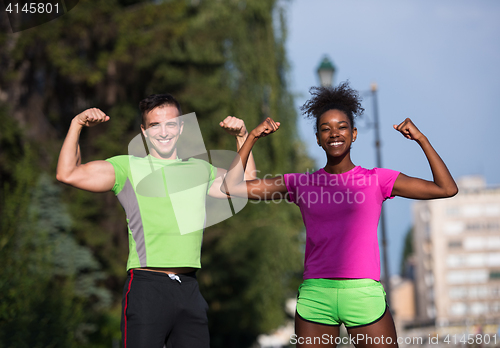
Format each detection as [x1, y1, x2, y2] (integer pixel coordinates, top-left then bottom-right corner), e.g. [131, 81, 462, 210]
[415, 134, 429, 146]
[249, 129, 261, 140]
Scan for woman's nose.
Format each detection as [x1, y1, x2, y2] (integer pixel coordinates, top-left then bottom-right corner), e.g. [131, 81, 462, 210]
[329, 129, 339, 137]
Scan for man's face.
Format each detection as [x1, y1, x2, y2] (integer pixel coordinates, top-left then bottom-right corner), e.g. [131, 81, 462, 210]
[141, 105, 183, 159]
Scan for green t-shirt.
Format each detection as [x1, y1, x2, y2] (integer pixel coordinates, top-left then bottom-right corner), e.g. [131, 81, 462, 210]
[105, 155, 217, 270]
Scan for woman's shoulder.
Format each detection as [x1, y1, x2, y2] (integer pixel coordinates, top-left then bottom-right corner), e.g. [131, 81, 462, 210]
[357, 166, 399, 175]
[285, 169, 322, 177]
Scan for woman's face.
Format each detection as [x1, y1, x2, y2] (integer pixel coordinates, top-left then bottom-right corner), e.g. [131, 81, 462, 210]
[316, 109, 357, 158]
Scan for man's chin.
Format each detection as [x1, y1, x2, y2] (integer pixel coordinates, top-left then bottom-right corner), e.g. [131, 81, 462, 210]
[147, 139, 178, 159]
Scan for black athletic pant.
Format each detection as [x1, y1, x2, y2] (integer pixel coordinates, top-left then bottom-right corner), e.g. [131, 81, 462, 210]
[121, 270, 209, 348]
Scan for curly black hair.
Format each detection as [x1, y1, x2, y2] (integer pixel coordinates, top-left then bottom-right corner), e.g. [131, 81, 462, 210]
[300, 81, 364, 132]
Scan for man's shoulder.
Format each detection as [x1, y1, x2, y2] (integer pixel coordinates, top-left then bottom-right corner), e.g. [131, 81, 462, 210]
[106, 154, 133, 162]
[106, 155, 153, 177]
[106, 155, 149, 164]
[185, 157, 212, 166]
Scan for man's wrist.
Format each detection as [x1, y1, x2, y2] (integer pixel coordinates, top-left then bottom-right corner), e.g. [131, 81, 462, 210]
[236, 131, 249, 141]
[71, 117, 85, 128]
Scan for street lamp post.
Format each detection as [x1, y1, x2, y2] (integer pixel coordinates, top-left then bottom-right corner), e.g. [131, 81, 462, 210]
[316, 58, 392, 308]
[370, 82, 392, 308]
[317, 56, 336, 87]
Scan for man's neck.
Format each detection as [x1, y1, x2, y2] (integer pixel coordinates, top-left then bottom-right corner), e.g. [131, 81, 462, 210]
[149, 149, 178, 160]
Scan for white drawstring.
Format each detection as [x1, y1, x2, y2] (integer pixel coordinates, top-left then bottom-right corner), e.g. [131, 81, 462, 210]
[168, 273, 181, 283]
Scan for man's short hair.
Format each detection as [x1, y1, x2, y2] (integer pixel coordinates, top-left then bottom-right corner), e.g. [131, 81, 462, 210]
[139, 94, 183, 126]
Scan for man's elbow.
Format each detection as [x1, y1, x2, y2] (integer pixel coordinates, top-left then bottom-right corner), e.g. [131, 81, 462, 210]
[56, 172, 65, 183]
[220, 187, 231, 196]
[243, 169, 258, 181]
[219, 182, 229, 196]
[56, 171, 72, 184]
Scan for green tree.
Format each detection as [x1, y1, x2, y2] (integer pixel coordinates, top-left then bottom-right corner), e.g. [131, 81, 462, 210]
[0, 107, 114, 347]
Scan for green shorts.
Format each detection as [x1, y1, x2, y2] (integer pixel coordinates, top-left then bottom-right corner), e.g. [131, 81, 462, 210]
[296, 278, 387, 328]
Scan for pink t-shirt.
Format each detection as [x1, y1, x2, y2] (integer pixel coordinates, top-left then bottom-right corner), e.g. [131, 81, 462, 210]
[284, 166, 400, 281]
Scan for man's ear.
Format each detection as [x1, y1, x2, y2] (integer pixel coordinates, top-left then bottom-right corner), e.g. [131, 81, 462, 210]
[179, 121, 184, 135]
[141, 124, 147, 138]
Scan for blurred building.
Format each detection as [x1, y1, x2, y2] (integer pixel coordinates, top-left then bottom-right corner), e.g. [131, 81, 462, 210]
[390, 275, 416, 328]
[412, 175, 500, 327]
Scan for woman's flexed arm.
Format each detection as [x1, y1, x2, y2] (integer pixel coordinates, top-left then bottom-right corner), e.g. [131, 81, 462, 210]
[391, 118, 458, 199]
[221, 117, 288, 199]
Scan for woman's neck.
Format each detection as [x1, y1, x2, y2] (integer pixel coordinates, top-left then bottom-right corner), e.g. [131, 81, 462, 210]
[323, 153, 356, 174]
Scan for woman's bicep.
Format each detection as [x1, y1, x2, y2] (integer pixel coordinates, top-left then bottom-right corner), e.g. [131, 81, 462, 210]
[218, 176, 287, 200]
[246, 176, 288, 200]
[392, 173, 448, 199]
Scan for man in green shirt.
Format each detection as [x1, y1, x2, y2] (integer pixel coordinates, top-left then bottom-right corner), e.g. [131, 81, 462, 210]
[56, 94, 255, 348]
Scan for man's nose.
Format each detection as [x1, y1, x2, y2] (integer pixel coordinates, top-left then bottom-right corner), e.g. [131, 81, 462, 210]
[160, 124, 169, 137]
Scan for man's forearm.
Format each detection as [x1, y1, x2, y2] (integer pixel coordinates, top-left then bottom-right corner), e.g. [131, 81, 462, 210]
[56, 119, 83, 181]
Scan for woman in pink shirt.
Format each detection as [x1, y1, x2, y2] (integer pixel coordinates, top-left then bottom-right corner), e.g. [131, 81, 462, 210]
[223, 81, 457, 347]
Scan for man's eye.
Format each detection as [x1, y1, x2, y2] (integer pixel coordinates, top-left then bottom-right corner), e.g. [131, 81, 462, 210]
[151, 124, 160, 128]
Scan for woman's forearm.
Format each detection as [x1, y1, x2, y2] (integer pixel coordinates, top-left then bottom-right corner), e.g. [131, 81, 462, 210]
[222, 133, 259, 195]
[236, 133, 257, 180]
[417, 136, 458, 197]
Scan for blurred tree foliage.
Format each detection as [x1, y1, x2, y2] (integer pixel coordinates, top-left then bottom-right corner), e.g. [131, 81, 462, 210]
[0, 0, 313, 346]
[0, 107, 115, 347]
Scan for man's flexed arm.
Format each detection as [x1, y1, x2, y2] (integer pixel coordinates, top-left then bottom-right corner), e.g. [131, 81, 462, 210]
[56, 108, 115, 193]
[219, 116, 257, 180]
[206, 116, 260, 199]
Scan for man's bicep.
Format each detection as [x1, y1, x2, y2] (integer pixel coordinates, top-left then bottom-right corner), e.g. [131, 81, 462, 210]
[67, 160, 116, 193]
[208, 168, 228, 199]
[207, 167, 252, 199]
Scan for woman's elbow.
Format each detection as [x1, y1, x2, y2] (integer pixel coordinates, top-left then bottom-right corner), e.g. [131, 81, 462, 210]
[445, 185, 459, 198]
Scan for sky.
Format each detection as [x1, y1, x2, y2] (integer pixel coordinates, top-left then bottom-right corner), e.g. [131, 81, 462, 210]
[284, 0, 500, 276]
